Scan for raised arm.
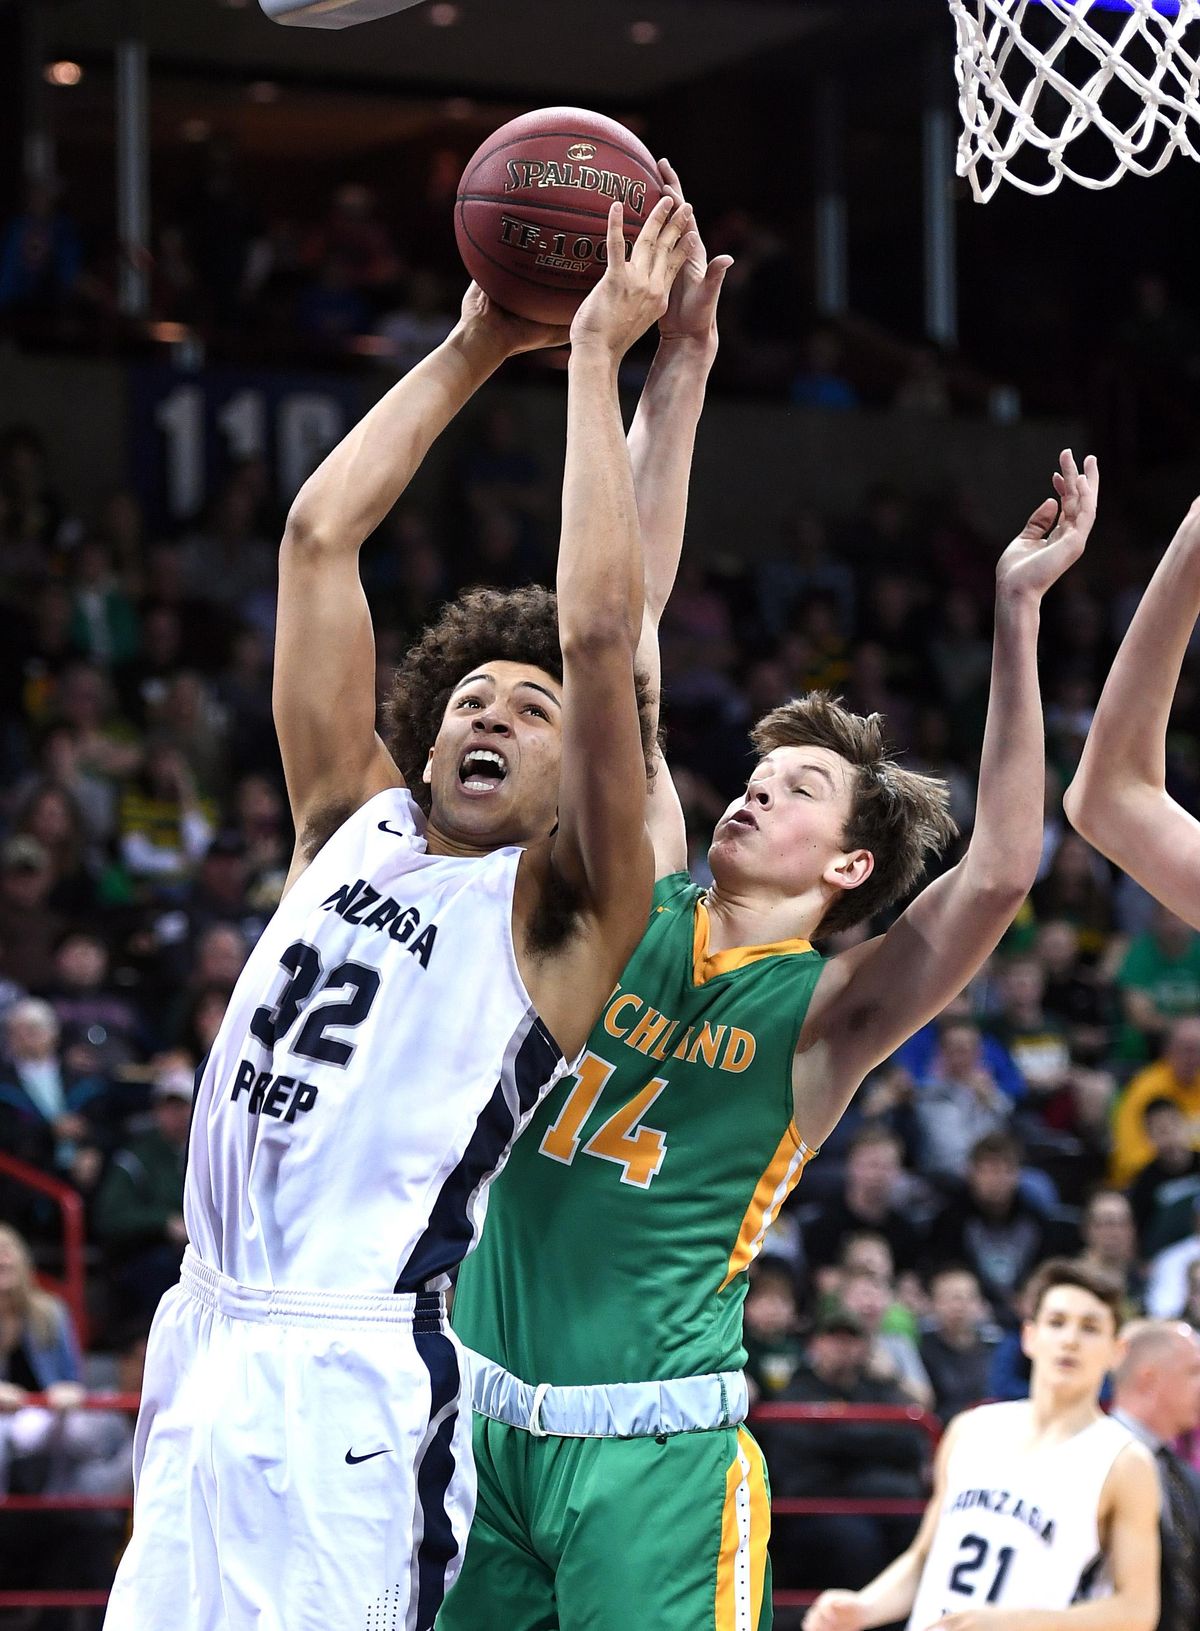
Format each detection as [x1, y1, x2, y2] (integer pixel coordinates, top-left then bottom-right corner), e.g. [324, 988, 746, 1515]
[1065, 497, 1200, 927]
[795, 453, 1098, 1143]
[275, 294, 567, 870]
[548, 197, 693, 939]
[627, 163, 731, 875]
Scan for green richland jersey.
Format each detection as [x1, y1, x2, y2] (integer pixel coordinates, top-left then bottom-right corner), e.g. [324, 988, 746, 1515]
[452, 871, 826, 1386]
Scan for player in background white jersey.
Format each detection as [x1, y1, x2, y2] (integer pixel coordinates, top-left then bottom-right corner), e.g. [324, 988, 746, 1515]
[103, 196, 695, 1631]
[1065, 493, 1200, 930]
[804, 1259, 1160, 1631]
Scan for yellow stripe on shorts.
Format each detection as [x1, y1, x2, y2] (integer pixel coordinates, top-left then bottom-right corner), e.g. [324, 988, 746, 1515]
[718, 1123, 816, 1292]
[715, 1428, 770, 1631]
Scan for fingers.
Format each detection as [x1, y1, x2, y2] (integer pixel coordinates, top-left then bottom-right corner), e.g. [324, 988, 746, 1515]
[649, 200, 695, 287]
[605, 199, 627, 271]
[630, 192, 677, 261]
[1020, 496, 1060, 540]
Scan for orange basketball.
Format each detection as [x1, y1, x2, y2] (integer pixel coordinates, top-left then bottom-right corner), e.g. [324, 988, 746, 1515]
[455, 107, 664, 325]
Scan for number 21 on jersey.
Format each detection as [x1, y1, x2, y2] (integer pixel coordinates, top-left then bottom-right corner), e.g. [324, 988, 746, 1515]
[538, 1051, 668, 1189]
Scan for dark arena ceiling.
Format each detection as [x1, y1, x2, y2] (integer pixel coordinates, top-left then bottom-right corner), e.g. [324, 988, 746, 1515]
[42, 0, 946, 102]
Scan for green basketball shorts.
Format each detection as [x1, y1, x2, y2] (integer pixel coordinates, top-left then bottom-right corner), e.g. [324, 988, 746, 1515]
[436, 1415, 773, 1631]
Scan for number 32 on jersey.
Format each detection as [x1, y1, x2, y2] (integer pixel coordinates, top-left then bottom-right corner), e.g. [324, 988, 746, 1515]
[538, 1051, 668, 1189]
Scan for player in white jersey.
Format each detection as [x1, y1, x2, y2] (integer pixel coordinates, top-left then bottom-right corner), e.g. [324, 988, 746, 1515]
[103, 195, 696, 1631]
[805, 1259, 1160, 1631]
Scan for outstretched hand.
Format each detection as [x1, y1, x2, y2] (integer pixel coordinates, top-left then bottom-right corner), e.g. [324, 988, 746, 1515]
[995, 449, 1098, 601]
[569, 194, 694, 357]
[655, 158, 733, 350]
[459, 282, 571, 357]
[802, 1590, 869, 1631]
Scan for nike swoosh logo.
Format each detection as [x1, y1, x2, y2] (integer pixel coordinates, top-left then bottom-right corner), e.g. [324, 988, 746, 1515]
[377, 821, 409, 838]
[345, 1447, 393, 1465]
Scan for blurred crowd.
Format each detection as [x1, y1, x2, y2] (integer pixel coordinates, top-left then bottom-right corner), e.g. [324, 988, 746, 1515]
[10, 140, 1200, 454]
[4, 319, 1200, 1616]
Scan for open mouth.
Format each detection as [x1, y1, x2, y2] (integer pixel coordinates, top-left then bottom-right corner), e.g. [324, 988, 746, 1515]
[728, 809, 758, 830]
[458, 748, 509, 795]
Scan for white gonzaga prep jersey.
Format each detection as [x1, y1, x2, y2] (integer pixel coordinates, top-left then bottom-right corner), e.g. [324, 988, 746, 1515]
[907, 1401, 1135, 1630]
[184, 787, 571, 1294]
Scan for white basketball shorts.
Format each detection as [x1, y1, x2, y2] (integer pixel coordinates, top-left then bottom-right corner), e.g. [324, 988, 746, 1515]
[103, 1249, 475, 1631]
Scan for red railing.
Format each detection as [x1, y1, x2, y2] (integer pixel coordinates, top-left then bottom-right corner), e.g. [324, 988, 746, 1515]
[0, 1394, 940, 1613]
[750, 1399, 941, 1612]
[0, 1151, 88, 1341]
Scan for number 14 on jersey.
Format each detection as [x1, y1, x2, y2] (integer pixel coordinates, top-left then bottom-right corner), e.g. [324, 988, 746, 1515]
[538, 1051, 669, 1189]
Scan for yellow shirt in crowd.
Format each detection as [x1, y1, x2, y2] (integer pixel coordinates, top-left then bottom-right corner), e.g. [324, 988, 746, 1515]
[1110, 1060, 1200, 1187]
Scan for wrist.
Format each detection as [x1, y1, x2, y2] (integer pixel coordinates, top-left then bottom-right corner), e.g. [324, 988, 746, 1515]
[994, 582, 1043, 620]
[656, 332, 718, 368]
[568, 338, 622, 377]
[447, 316, 511, 375]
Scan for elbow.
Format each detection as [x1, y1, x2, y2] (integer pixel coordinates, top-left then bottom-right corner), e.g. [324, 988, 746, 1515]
[558, 613, 639, 663]
[1062, 774, 1095, 842]
[280, 505, 332, 561]
[961, 861, 1035, 919]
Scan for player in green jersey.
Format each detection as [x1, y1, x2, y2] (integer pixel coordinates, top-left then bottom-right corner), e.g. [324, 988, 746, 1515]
[438, 168, 1101, 1631]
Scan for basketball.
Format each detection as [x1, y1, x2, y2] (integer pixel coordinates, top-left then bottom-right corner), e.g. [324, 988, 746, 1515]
[454, 107, 665, 325]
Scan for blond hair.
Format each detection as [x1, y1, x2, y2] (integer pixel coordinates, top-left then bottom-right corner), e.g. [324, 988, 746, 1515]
[0, 1223, 63, 1349]
[750, 692, 958, 935]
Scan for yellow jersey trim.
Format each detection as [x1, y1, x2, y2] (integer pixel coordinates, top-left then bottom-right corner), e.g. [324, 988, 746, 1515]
[718, 1121, 816, 1292]
[716, 1429, 771, 1629]
[691, 896, 813, 987]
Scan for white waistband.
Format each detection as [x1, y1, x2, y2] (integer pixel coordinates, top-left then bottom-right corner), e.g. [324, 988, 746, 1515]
[464, 1350, 748, 1439]
[180, 1247, 446, 1328]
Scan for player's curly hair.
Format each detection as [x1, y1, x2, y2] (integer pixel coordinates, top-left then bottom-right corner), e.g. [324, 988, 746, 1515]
[381, 585, 658, 811]
[751, 691, 957, 937]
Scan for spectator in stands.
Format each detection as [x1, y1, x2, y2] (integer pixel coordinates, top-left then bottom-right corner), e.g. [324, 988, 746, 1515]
[216, 631, 279, 785]
[1147, 1198, 1200, 1319]
[1029, 831, 1116, 960]
[993, 954, 1113, 1142]
[180, 466, 276, 623]
[0, 422, 63, 564]
[0, 1222, 116, 1618]
[912, 1018, 1016, 1183]
[47, 929, 144, 1077]
[919, 1265, 996, 1422]
[10, 778, 97, 917]
[801, 1125, 926, 1282]
[1079, 1188, 1146, 1316]
[230, 773, 289, 903]
[52, 659, 141, 786]
[765, 1306, 925, 1591]
[0, 835, 65, 992]
[0, 998, 108, 1216]
[68, 536, 139, 669]
[1116, 904, 1200, 1064]
[1182, 1259, 1200, 1333]
[94, 1052, 191, 1321]
[161, 923, 247, 1041]
[1129, 1098, 1200, 1255]
[1036, 916, 1116, 1066]
[926, 1130, 1051, 1322]
[838, 1265, 933, 1408]
[1110, 1320, 1200, 1631]
[117, 738, 217, 896]
[743, 1261, 803, 1401]
[375, 269, 457, 374]
[0, 1223, 83, 1408]
[1111, 1015, 1200, 1187]
[175, 982, 231, 1061]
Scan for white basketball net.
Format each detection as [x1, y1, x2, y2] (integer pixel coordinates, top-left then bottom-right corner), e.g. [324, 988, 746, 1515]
[950, 0, 1200, 198]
